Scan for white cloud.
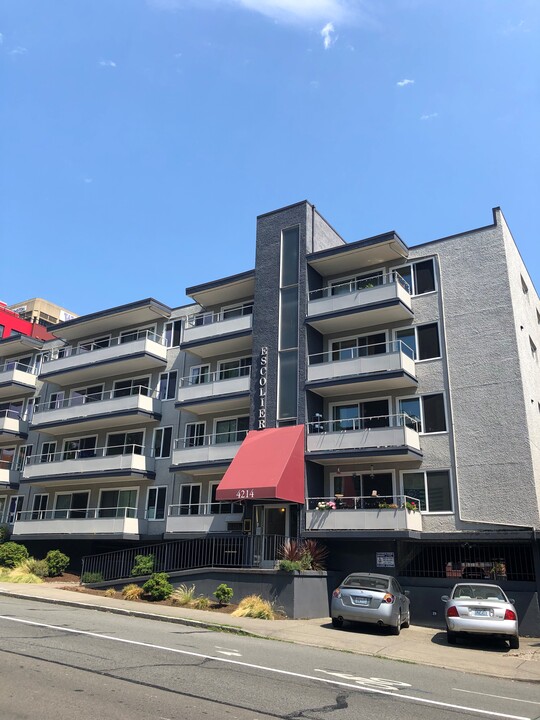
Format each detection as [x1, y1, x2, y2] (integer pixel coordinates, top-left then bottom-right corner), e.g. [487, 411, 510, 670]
[321, 21, 336, 49]
[397, 78, 414, 87]
[8, 46, 27, 55]
[420, 112, 438, 120]
[98, 59, 117, 67]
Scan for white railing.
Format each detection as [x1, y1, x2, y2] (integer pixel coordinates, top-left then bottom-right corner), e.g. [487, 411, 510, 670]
[308, 271, 410, 301]
[305, 495, 421, 511]
[186, 304, 254, 329]
[0, 361, 37, 374]
[179, 366, 251, 387]
[307, 413, 420, 434]
[308, 339, 413, 365]
[0, 409, 24, 420]
[25, 444, 148, 465]
[33, 386, 156, 413]
[16, 507, 138, 521]
[173, 430, 248, 450]
[0, 459, 14, 471]
[41, 329, 165, 363]
[168, 501, 243, 517]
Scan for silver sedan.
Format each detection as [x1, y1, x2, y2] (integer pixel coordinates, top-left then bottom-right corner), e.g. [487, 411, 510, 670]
[442, 583, 519, 649]
[331, 573, 411, 635]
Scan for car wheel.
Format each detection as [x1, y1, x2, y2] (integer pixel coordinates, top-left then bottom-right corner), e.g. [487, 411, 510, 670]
[331, 617, 343, 629]
[390, 611, 401, 635]
[447, 630, 457, 645]
[402, 610, 410, 629]
[509, 635, 519, 650]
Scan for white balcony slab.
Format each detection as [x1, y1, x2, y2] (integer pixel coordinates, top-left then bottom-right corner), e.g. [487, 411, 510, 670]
[165, 513, 243, 534]
[0, 468, 19, 486]
[0, 416, 28, 442]
[39, 338, 167, 386]
[172, 442, 241, 470]
[305, 507, 422, 532]
[0, 368, 37, 399]
[178, 375, 250, 413]
[306, 426, 420, 461]
[31, 395, 161, 434]
[182, 316, 253, 357]
[13, 516, 140, 537]
[307, 283, 412, 333]
[23, 454, 155, 484]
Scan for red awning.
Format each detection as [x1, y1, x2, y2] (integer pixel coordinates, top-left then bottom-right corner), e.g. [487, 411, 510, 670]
[215, 425, 305, 504]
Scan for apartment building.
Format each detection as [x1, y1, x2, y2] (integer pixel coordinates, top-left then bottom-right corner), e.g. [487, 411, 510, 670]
[1, 201, 539, 618]
[0, 302, 52, 341]
[8, 298, 78, 327]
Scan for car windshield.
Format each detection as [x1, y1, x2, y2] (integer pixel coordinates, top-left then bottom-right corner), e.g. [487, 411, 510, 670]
[453, 585, 506, 601]
[342, 575, 389, 591]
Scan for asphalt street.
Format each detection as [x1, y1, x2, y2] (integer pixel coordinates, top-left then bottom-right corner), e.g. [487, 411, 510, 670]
[0, 595, 538, 720]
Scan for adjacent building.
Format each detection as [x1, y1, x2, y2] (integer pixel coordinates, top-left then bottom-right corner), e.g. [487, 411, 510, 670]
[8, 298, 78, 328]
[1, 201, 539, 627]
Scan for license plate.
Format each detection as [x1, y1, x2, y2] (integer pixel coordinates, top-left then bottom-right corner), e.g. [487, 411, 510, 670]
[352, 597, 370, 606]
[473, 609, 489, 616]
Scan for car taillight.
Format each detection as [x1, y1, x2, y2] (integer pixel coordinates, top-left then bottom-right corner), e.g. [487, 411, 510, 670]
[447, 606, 459, 618]
[504, 609, 516, 621]
[332, 589, 341, 599]
[383, 593, 395, 604]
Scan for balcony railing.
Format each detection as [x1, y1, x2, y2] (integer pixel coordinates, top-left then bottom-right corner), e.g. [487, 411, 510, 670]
[304, 495, 423, 532]
[168, 501, 243, 517]
[186, 304, 253, 329]
[33, 385, 156, 414]
[173, 430, 248, 450]
[41, 329, 165, 363]
[12, 506, 140, 537]
[16, 506, 138, 521]
[308, 271, 410, 301]
[0, 408, 24, 420]
[25, 444, 148, 465]
[179, 366, 251, 387]
[0, 361, 37, 375]
[308, 339, 413, 365]
[307, 413, 419, 434]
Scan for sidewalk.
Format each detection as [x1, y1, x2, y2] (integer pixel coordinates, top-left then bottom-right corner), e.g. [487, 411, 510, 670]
[1, 582, 539, 682]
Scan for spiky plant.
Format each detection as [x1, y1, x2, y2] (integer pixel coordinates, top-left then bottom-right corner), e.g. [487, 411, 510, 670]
[278, 539, 303, 562]
[192, 595, 210, 610]
[104, 588, 117, 597]
[171, 584, 197, 606]
[301, 540, 328, 571]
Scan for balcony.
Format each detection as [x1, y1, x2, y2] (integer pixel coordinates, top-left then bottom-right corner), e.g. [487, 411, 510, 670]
[307, 273, 413, 333]
[0, 361, 37, 399]
[12, 507, 140, 538]
[39, 330, 168, 386]
[306, 414, 422, 464]
[31, 387, 161, 435]
[182, 307, 253, 358]
[171, 433, 245, 474]
[0, 410, 29, 444]
[306, 341, 417, 397]
[0, 461, 19, 487]
[304, 495, 423, 532]
[165, 501, 243, 535]
[22, 445, 155, 485]
[177, 368, 251, 413]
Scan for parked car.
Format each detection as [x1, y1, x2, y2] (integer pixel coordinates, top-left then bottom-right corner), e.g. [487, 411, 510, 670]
[331, 573, 410, 635]
[442, 583, 519, 649]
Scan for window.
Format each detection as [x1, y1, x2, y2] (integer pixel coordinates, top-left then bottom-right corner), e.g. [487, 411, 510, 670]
[332, 399, 389, 431]
[185, 422, 205, 447]
[159, 371, 177, 400]
[99, 488, 137, 518]
[0, 447, 16, 469]
[7, 496, 23, 523]
[153, 427, 172, 458]
[395, 323, 441, 361]
[209, 482, 242, 515]
[78, 336, 110, 352]
[147, 487, 167, 520]
[40, 441, 57, 463]
[63, 436, 97, 460]
[331, 332, 386, 361]
[70, 385, 104, 405]
[402, 470, 452, 512]
[330, 269, 383, 296]
[218, 356, 252, 380]
[332, 472, 393, 506]
[113, 376, 150, 397]
[278, 226, 299, 422]
[0, 398, 24, 419]
[399, 394, 446, 433]
[106, 431, 144, 456]
[179, 484, 201, 515]
[0, 496, 6, 523]
[25, 397, 40, 421]
[530, 337, 537, 360]
[221, 302, 253, 320]
[32, 494, 48, 520]
[395, 259, 436, 295]
[215, 416, 249, 443]
[164, 319, 182, 347]
[48, 391, 65, 410]
[120, 326, 155, 344]
[54, 491, 89, 519]
[16, 445, 33, 471]
[188, 364, 211, 385]
[521, 275, 529, 295]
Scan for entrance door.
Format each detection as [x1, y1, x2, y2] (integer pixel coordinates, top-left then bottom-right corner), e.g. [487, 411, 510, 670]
[253, 505, 288, 566]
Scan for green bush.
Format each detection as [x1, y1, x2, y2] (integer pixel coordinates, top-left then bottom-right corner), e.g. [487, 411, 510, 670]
[131, 554, 154, 576]
[82, 572, 103, 584]
[142, 573, 173, 601]
[45, 550, 70, 577]
[278, 559, 303, 572]
[0, 542, 29, 568]
[214, 583, 233, 606]
[26, 557, 50, 578]
[0, 525, 10, 544]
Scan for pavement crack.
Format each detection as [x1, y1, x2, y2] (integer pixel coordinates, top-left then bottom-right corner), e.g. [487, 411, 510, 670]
[284, 692, 349, 719]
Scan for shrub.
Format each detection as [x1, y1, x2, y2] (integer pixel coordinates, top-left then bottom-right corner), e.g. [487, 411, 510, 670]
[301, 540, 328, 571]
[104, 588, 117, 597]
[131, 554, 154, 577]
[214, 583, 233, 606]
[279, 539, 303, 562]
[143, 573, 173, 601]
[0, 542, 29, 568]
[278, 559, 303, 572]
[171, 584, 196, 607]
[232, 595, 275, 620]
[278, 539, 328, 572]
[82, 572, 103, 584]
[45, 549, 70, 577]
[121, 583, 144, 601]
[26, 557, 50, 579]
[0, 525, 10, 543]
[192, 595, 210, 610]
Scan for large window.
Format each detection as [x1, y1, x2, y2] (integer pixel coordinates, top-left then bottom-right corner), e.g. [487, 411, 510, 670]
[209, 483, 242, 515]
[0, 398, 24, 418]
[399, 394, 446, 433]
[395, 323, 441, 361]
[332, 399, 390, 431]
[0, 447, 16, 469]
[278, 226, 299, 422]
[218, 356, 252, 380]
[395, 259, 436, 295]
[331, 472, 393, 507]
[153, 427, 172, 458]
[113, 376, 150, 397]
[402, 470, 452, 512]
[78, 336, 110, 352]
[185, 422, 205, 447]
[159, 371, 177, 400]
[164, 319, 182, 347]
[40, 441, 57, 463]
[99, 488, 138, 518]
[7, 496, 23, 523]
[16, 445, 32, 471]
[221, 302, 253, 320]
[31, 494, 48, 520]
[180, 484, 201, 515]
[63, 436, 97, 460]
[54, 491, 89, 519]
[331, 332, 386, 361]
[106, 431, 144, 456]
[146, 487, 167, 520]
[70, 384, 104, 405]
[330, 269, 384, 296]
[215, 416, 249, 443]
[188, 365, 210, 385]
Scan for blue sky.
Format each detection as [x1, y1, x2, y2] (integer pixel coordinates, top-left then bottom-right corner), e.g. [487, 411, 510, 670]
[1, 0, 539, 314]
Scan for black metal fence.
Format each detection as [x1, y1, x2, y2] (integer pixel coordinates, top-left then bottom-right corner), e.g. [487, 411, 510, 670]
[81, 534, 291, 583]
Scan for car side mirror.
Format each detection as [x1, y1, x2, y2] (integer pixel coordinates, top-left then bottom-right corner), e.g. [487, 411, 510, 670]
[441, 595, 449, 602]
[509, 598, 516, 605]
[404, 590, 410, 596]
